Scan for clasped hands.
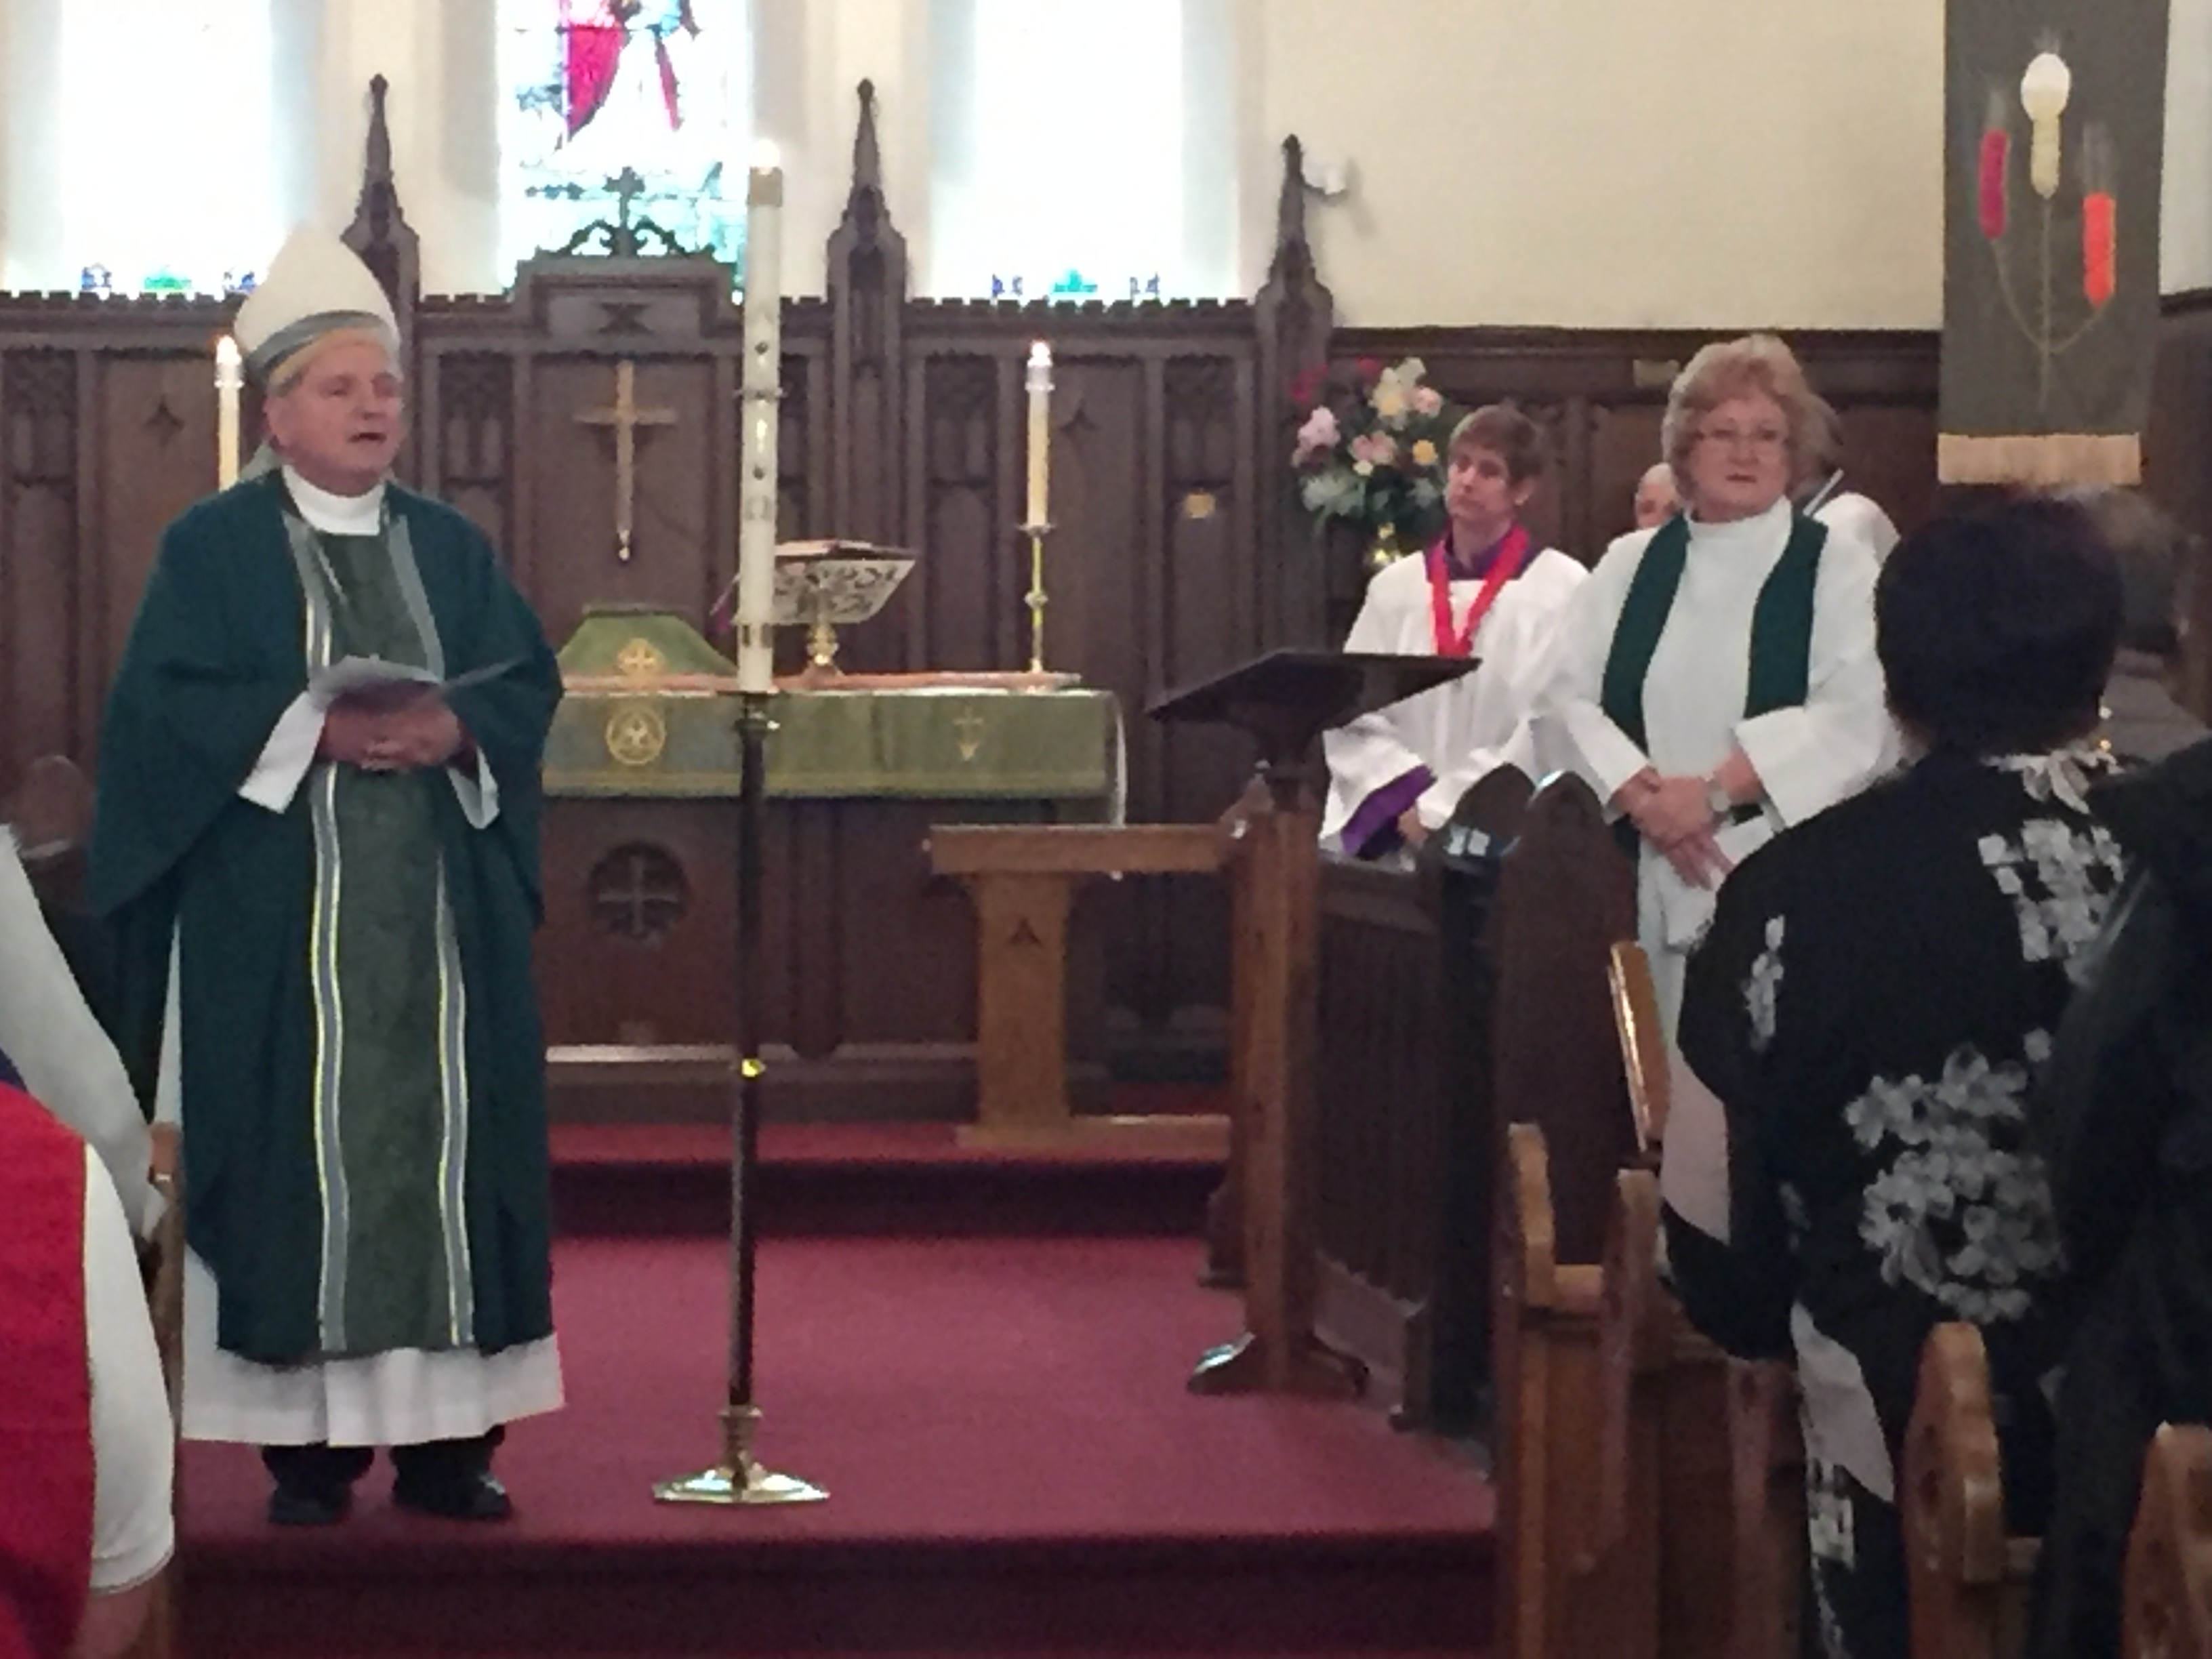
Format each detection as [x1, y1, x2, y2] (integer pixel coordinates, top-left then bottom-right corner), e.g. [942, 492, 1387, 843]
[1616, 749, 1759, 889]
[319, 690, 468, 773]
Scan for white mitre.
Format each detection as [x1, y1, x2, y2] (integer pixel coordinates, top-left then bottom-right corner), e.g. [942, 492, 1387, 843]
[232, 227, 399, 386]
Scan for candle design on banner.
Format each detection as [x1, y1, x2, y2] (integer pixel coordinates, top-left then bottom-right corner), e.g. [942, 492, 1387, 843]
[735, 144, 784, 695]
[1975, 45, 2118, 410]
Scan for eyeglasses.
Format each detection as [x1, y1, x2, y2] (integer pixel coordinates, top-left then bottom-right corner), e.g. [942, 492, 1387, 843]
[1698, 426, 1790, 453]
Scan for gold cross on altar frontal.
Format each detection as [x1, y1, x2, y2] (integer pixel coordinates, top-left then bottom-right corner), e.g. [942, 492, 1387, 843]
[575, 360, 678, 563]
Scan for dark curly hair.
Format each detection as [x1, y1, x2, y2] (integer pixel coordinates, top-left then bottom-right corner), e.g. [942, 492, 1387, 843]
[1877, 496, 2122, 756]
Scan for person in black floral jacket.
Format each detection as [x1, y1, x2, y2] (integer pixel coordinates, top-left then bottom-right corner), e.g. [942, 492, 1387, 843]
[2028, 733, 2212, 1658]
[1660, 496, 2128, 1658]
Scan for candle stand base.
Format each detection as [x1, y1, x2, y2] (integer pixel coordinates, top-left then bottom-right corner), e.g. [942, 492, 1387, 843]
[653, 1405, 828, 1507]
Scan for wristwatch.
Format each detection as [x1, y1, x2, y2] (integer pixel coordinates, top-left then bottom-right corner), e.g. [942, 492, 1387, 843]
[1704, 775, 1733, 821]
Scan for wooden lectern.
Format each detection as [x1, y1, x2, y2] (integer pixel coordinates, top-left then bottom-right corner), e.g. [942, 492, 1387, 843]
[1152, 649, 1474, 1398]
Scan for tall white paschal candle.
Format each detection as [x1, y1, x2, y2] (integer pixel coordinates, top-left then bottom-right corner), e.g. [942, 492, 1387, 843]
[1025, 341, 1052, 528]
[736, 150, 785, 695]
[215, 334, 243, 489]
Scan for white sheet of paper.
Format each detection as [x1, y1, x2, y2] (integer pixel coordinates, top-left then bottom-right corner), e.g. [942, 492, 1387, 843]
[307, 656, 518, 707]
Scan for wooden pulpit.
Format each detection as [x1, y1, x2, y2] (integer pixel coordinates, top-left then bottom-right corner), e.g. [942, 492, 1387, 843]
[1151, 649, 1473, 1399]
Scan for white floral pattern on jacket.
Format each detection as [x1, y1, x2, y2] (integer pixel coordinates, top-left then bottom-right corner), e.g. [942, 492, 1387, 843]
[1842, 1041, 2063, 1322]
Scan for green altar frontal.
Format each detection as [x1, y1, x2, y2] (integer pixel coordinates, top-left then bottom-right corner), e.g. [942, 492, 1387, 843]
[543, 609, 1120, 801]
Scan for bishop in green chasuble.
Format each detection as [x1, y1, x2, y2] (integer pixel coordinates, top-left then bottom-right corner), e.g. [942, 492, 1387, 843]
[88, 230, 563, 1521]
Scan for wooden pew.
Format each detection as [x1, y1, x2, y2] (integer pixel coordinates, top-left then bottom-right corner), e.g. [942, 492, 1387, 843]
[1905, 1323, 2041, 1659]
[1309, 767, 1530, 1427]
[1607, 939, 1671, 1155]
[1488, 775, 1637, 1263]
[1311, 852, 1448, 1419]
[1598, 937, 1805, 1658]
[1910, 1324, 2212, 1659]
[1496, 1122, 1643, 1658]
[1589, 1162, 1805, 1659]
[2126, 1423, 2212, 1658]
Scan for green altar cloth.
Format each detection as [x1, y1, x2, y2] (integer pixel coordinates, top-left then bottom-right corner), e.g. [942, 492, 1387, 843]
[542, 609, 1119, 801]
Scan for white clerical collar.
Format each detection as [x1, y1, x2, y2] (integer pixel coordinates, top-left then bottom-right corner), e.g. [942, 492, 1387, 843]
[1687, 495, 1791, 546]
[283, 466, 386, 536]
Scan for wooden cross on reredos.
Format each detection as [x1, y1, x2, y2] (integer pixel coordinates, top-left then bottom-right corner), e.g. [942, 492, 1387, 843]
[575, 361, 677, 564]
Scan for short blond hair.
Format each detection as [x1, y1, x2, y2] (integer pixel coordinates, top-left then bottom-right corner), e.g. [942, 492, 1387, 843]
[1660, 333, 1825, 497]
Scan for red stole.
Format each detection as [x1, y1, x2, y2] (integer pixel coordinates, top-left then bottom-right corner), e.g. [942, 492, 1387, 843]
[1426, 525, 1533, 657]
[0, 1084, 92, 1659]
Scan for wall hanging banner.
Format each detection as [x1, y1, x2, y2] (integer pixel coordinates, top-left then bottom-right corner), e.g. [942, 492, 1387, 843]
[1940, 0, 2168, 487]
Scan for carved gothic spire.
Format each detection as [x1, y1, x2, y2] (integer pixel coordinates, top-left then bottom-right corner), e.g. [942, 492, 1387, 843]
[851, 79, 884, 199]
[1275, 136, 1309, 257]
[352, 75, 409, 238]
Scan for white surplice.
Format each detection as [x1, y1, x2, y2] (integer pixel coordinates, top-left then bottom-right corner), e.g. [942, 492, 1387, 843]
[1533, 499, 1893, 1032]
[1814, 489, 1901, 562]
[1322, 544, 1588, 849]
[174, 468, 561, 1449]
[0, 832, 161, 1239]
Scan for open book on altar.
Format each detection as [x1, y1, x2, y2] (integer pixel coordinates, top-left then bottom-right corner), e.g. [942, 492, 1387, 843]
[708, 540, 918, 636]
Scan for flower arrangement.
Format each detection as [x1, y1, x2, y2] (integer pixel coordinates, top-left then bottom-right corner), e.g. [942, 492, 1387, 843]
[1289, 356, 1462, 554]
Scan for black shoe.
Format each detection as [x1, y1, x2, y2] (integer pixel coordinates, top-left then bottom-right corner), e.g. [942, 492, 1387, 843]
[392, 1465, 512, 1521]
[262, 1443, 373, 1528]
[268, 1481, 353, 1527]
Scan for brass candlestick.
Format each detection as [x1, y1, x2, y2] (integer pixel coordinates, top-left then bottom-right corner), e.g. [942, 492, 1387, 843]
[1023, 519, 1052, 676]
[653, 1403, 827, 1507]
[652, 693, 826, 1509]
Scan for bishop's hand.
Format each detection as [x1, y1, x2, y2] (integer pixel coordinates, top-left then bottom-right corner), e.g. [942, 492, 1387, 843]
[321, 693, 468, 773]
[319, 697, 388, 769]
[367, 697, 468, 771]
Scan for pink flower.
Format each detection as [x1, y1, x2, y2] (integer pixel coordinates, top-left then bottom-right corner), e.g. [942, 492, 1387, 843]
[1413, 386, 1443, 416]
[1293, 405, 1340, 464]
[1350, 432, 1397, 468]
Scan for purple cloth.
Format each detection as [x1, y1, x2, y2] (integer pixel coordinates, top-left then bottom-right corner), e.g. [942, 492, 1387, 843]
[1442, 526, 1517, 581]
[1340, 765, 1435, 859]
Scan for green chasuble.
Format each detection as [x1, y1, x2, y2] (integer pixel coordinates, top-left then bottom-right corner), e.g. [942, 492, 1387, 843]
[89, 473, 562, 1366]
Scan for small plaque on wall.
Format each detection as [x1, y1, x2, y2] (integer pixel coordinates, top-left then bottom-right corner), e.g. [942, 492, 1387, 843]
[1183, 491, 1217, 520]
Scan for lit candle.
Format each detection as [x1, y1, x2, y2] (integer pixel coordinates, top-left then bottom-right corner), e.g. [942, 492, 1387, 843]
[215, 334, 243, 489]
[735, 144, 784, 695]
[1025, 341, 1052, 529]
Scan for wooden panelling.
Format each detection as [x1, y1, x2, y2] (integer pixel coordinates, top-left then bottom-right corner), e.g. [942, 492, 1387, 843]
[0, 98, 2023, 1094]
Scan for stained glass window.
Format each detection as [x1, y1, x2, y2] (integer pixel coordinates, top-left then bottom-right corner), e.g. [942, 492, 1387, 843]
[928, 0, 1237, 302]
[45, 1, 279, 295]
[498, 1, 754, 279]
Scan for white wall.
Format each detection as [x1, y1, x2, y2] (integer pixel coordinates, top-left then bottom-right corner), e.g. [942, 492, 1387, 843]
[1250, 0, 1948, 328]
[6, 0, 2202, 321]
[2164, 0, 2212, 294]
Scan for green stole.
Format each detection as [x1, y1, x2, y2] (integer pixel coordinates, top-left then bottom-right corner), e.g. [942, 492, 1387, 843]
[1599, 511, 1827, 847]
[283, 501, 474, 1357]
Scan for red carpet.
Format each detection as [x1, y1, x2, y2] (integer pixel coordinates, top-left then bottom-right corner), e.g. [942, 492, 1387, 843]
[182, 1132, 1496, 1656]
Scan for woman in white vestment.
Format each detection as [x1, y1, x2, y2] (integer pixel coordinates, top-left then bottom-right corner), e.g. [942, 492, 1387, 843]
[1323, 405, 1589, 859]
[1534, 335, 1893, 1032]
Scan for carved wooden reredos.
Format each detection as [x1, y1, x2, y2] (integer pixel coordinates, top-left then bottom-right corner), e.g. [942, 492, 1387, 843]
[0, 81, 1952, 830]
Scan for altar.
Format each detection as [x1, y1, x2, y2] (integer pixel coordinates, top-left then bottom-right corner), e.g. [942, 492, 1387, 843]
[538, 609, 1122, 1122]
